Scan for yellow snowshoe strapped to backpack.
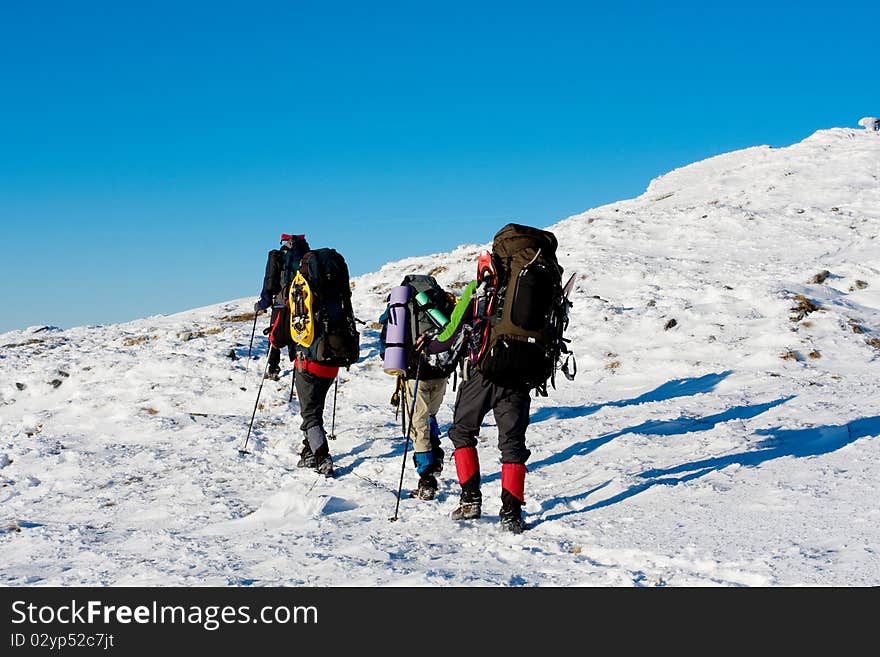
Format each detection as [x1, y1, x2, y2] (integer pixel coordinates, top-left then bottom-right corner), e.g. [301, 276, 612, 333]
[289, 270, 315, 348]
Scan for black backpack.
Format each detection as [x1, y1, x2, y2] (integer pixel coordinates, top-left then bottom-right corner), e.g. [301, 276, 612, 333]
[289, 248, 360, 367]
[475, 223, 572, 394]
[380, 274, 457, 380]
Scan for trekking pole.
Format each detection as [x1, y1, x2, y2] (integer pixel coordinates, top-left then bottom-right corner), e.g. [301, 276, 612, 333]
[239, 357, 271, 455]
[328, 378, 338, 440]
[288, 367, 296, 403]
[392, 376, 402, 422]
[390, 362, 421, 521]
[240, 312, 259, 391]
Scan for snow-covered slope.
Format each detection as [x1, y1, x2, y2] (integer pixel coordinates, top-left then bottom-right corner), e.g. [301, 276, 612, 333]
[2, 127, 879, 586]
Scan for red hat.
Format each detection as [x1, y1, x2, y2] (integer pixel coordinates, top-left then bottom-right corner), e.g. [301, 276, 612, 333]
[280, 233, 305, 242]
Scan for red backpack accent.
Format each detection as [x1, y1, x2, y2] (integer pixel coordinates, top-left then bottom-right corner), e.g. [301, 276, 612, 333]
[468, 250, 498, 366]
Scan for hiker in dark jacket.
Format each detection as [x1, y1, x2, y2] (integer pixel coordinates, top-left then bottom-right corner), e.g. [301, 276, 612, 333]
[254, 234, 309, 380]
[417, 273, 531, 534]
[287, 247, 360, 479]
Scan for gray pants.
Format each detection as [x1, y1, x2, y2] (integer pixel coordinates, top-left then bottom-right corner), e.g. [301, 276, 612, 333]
[448, 370, 532, 464]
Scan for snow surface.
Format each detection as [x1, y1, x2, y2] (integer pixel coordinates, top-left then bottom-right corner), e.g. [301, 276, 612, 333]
[2, 127, 879, 587]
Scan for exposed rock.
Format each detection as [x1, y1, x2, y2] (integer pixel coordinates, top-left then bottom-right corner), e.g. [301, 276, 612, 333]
[790, 295, 821, 321]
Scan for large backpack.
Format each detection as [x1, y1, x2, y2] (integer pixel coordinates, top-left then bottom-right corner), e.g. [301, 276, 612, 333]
[289, 248, 360, 367]
[379, 274, 457, 380]
[474, 223, 570, 394]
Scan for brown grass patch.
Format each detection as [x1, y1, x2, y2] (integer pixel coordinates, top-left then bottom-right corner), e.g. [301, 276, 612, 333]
[141, 407, 160, 415]
[184, 327, 225, 340]
[781, 350, 802, 361]
[807, 350, 821, 359]
[122, 335, 151, 346]
[867, 338, 880, 351]
[219, 312, 256, 323]
[605, 361, 621, 370]
[428, 265, 448, 276]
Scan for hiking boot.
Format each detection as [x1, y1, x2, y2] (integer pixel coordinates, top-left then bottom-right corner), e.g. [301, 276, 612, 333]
[265, 366, 281, 381]
[451, 488, 482, 521]
[313, 443, 334, 477]
[414, 473, 437, 500]
[315, 453, 334, 477]
[296, 445, 315, 468]
[500, 495, 528, 534]
[451, 502, 481, 521]
[499, 507, 528, 534]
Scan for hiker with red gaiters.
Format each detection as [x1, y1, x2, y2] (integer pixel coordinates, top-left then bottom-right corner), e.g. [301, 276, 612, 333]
[418, 223, 574, 533]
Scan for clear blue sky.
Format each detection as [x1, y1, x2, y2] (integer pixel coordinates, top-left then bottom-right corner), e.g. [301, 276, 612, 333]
[1, 1, 876, 332]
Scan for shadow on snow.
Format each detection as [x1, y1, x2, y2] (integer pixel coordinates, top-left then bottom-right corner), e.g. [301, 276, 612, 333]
[530, 370, 734, 423]
[536, 413, 880, 526]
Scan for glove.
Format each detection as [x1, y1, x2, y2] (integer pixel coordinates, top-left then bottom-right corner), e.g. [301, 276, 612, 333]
[414, 332, 432, 354]
[254, 301, 266, 315]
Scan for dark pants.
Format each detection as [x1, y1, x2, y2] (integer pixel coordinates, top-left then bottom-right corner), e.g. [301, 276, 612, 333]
[295, 369, 334, 432]
[448, 370, 532, 464]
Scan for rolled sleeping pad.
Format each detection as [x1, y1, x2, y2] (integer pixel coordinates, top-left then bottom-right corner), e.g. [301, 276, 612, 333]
[415, 291, 450, 330]
[383, 285, 410, 375]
